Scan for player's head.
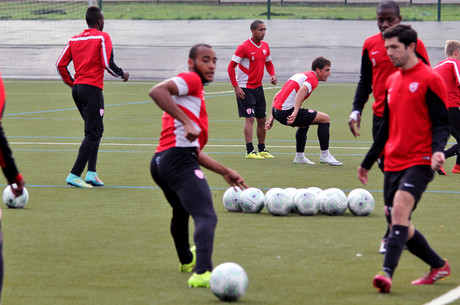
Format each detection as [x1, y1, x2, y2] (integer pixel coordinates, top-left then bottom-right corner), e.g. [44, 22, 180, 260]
[444, 40, 460, 59]
[383, 24, 418, 68]
[377, 1, 401, 33]
[312, 56, 331, 82]
[188, 44, 217, 84]
[250, 20, 266, 43]
[86, 6, 104, 31]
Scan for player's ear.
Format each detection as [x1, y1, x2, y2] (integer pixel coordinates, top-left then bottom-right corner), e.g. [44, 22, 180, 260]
[188, 58, 194, 71]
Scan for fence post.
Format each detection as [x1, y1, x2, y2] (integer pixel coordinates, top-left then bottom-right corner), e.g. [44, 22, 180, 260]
[438, 0, 441, 21]
[267, 0, 271, 20]
[98, 0, 102, 9]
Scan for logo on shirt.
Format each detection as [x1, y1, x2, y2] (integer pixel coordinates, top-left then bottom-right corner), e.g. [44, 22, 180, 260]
[371, 51, 379, 55]
[409, 82, 419, 93]
[194, 169, 205, 180]
[263, 49, 267, 55]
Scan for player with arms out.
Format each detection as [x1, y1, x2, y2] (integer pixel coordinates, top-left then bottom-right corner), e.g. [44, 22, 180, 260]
[433, 40, 460, 175]
[56, 6, 129, 188]
[228, 20, 277, 160]
[357, 24, 450, 294]
[149, 44, 247, 288]
[266, 56, 342, 166]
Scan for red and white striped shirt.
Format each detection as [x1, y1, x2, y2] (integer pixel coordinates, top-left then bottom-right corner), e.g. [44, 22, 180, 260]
[155, 72, 208, 153]
[273, 71, 318, 110]
[434, 58, 460, 108]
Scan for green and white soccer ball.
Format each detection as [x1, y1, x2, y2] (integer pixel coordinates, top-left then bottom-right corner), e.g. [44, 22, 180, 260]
[239, 188, 264, 213]
[284, 187, 298, 213]
[294, 188, 320, 216]
[210, 262, 248, 302]
[315, 188, 348, 216]
[347, 188, 375, 216]
[2, 184, 29, 209]
[222, 187, 243, 212]
[265, 189, 292, 216]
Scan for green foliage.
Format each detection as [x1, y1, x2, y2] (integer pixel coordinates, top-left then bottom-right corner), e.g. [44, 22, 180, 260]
[1, 80, 459, 305]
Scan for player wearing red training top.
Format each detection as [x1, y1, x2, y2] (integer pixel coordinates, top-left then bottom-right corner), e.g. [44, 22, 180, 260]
[149, 44, 247, 288]
[266, 57, 342, 166]
[228, 20, 277, 160]
[0, 70, 26, 302]
[433, 40, 460, 174]
[56, 6, 129, 188]
[358, 24, 450, 294]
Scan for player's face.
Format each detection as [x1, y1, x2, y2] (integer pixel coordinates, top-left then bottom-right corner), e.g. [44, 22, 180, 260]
[190, 47, 217, 84]
[377, 8, 401, 33]
[316, 66, 331, 82]
[251, 24, 267, 42]
[385, 37, 411, 68]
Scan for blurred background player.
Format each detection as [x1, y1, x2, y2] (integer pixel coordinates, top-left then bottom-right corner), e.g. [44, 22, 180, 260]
[348, 0, 430, 254]
[265, 56, 342, 166]
[228, 20, 277, 160]
[0, 70, 26, 302]
[358, 24, 450, 294]
[433, 40, 460, 175]
[149, 44, 247, 288]
[56, 6, 129, 188]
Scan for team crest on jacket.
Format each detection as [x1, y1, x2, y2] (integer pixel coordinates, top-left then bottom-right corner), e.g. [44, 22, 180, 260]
[263, 49, 267, 55]
[409, 82, 419, 93]
[194, 169, 205, 179]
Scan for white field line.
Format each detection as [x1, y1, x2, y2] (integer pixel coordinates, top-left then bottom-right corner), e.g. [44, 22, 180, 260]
[424, 285, 460, 305]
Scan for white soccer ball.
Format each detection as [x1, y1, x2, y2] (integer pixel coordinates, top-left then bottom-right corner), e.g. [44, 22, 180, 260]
[222, 187, 243, 212]
[347, 188, 375, 216]
[265, 189, 292, 216]
[294, 188, 320, 216]
[239, 188, 264, 213]
[284, 187, 298, 213]
[264, 187, 283, 205]
[315, 188, 348, 216]
[3, 184, 29, 209]
[210, 262, 248, 302]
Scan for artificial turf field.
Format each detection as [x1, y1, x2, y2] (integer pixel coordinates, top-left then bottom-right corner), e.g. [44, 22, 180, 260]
[1, 79, 459, 305]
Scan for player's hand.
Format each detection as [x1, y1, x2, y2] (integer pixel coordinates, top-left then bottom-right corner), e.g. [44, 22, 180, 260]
[234, 86, 245, 99]
[357, 166, 369, 185]
[183, 122, 199, 142]
[270, 75, 277, 85]
[265, 116, 274, 130]
[431, 151, 445, 171]
[11, 178, 25, 197]
[348, 110, 361, 137]
[223, 169, 248, 190]
[122, 72, 130, 82]
[287, 112, 297, 125]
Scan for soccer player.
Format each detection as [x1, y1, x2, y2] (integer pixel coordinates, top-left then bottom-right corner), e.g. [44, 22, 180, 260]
[265, 56, 342, 166]
[357, 24, 450, 294]
[56, 6, 129, 188]
[149, 44, 247, 288]
[227, 20, 277, 160]
[433, 40, 460, 175]
[348, 0, 430, 254]
[0, 70, 26, 302]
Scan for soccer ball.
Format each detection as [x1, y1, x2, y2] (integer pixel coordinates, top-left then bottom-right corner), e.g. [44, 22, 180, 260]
[210, 262, 248, 302]
[265, 189, 292, 216]
[315, 188, 348, 216]
[222, 187, 243, 212]
[3, 184, 29, 209]
[347, 188, 375, 216]
[239, 188, 264, 213]
[264, 187, 283, 204]
[294, 188, 320, 216]
[284, 187, 298, 213]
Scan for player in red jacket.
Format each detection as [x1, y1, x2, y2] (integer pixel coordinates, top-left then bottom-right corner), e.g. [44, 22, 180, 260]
[358, 24, 450, 294]
[56, 6, 129, 188]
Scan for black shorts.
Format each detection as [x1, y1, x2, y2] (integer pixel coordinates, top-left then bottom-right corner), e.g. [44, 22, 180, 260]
[383, 165, 434, 222]
[237, 86, 266, 118]
[273, 107, 317, 127]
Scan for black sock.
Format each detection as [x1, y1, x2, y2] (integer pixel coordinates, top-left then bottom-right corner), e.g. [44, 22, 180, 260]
[406, 229, 445, 269]
[258, 143, 265, 152]
[296, 127, 308, 153]
[246, 143, 254, 154]
[383, 225, 408, 278]
[317, 123, 330, 151]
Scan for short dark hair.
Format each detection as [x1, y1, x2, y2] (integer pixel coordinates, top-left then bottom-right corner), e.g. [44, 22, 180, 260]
[382, 24, 417, 48]
[189, 43, 213, 60]
[86, 6, 103, 27]
[377, 0, 400, 16]
[311, 56, 331, 71]
[250, 20, 265, 31]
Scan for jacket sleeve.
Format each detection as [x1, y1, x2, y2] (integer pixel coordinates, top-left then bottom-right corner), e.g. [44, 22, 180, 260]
[352, 49, 373, 114]
[102, 34, 124, 79]
[56, 43, 74, 87]
[426, 84, 450, 153]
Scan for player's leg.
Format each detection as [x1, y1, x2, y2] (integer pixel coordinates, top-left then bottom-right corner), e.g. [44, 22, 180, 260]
[445, 107, 460, 173]
[253, 87, 273, 158]
[85, 89, 104, 186]
[0, 209, 3, 300]
[311, 111, 342, 166]
[290, 108, 315, 164]
[237, 89, 263, 159]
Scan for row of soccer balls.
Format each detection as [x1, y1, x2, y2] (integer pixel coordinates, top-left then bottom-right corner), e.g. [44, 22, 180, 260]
[223, 186, 375, 216]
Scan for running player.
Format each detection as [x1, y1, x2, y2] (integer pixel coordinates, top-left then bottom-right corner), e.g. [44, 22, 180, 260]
[149, 44, 247, 288]
[265, 56, 342, 166]
[358, 24, 450, 294]
[56, 6, 129, 188]
[348, 0, 430, 254]
[433, 40, 460, 175]
[228, 20, 277, 160]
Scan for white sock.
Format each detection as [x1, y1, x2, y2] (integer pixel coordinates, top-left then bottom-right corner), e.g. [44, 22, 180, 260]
[296, 152, 305, 159]
[321, 150, 330, 158]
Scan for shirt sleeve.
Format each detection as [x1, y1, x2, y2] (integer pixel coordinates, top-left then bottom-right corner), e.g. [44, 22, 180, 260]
[426, 78, 450, 153]
[353, 48, 373, 114]
[56, 43, 74, 87]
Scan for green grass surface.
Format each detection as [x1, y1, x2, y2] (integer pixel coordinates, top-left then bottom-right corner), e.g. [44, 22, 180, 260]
[1, 79, 459, 304]
[0, 2, 459, 21]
